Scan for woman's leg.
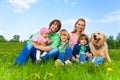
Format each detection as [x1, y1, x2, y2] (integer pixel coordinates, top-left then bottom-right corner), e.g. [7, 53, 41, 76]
[30, 46, 37, 63]
[93, 56, 104, 65]
[14, 43, 35, 65]
[86, 56, 93, 62]
[41, 48, 59, 61]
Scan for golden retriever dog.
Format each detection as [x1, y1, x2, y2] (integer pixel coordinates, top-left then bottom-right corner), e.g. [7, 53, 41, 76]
[89, 31, 111, 63]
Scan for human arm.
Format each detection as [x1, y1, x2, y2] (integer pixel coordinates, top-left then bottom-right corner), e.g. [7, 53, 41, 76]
[31, 33, 60, 52]
[85, 45, 92, 57]
[72, 44, 79, 57]
[47, 33, 60, 48]
[47, 39, 53, 44]
[31, 42, 52, 51]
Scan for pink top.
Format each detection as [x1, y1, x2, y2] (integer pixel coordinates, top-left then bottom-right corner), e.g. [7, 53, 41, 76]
[71, 33, 77, 46]
[33, 34, 51, 44]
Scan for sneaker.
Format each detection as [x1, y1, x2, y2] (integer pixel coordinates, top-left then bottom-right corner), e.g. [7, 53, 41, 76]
[80, 61, 84, 64]
[55, 59, 64, 67]
[65, 60, 72, 65]
[75, 59, 79, 62]
[36, 58, 41, 64]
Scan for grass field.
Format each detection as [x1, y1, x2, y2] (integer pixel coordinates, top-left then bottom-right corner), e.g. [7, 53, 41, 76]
[0, 42, 120, 80]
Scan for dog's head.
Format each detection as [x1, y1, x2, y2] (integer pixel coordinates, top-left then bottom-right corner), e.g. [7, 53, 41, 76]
[90, 32, 106, 46]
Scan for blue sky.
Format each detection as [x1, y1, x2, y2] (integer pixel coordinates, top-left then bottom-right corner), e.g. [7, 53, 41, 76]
[0, 0, 120, 41]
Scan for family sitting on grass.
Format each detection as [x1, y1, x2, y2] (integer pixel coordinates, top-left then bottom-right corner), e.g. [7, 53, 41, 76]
[14, 18, 110, 66]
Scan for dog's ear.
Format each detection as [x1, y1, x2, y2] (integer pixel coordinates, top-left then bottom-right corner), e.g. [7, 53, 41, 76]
[103, 35, 106, 42]
[90, 34, 93, 42]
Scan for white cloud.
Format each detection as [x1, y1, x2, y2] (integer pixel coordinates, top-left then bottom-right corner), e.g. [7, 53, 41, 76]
[72, 2, 76, 6]
[7, 0, 37, 13]
[63, 0, 68, 4]
[62, 17, 91, 32]
[0, 29, 4, 35]
[92, 9, 120, 24]
[62, 17, 91, 27]
[62, 19, 75, 27]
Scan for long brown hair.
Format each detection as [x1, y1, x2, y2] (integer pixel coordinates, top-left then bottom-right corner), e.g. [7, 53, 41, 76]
[49, 19, 61, 32]
[71, 18, 86, 33]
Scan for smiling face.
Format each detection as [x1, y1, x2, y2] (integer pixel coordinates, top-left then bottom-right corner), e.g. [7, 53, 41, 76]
[75, 20, 85, 33]
[91, 32, 106, 46]
[80, 37, 88, 46]
[49, 20, 61, 33]
[59, 29, 69, 43]
[50, 22, 59, 33]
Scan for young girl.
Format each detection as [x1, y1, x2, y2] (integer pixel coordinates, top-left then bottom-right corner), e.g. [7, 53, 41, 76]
[33, 27, 53, 62]
[55, 29, 73, 66]
[72, 34, 93, 63]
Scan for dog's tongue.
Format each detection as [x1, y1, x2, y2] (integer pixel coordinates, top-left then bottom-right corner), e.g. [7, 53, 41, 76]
[94, 40, 98, 43]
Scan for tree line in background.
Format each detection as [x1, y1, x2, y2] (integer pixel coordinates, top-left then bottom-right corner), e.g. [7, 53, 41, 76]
[0, 33, 120, 49]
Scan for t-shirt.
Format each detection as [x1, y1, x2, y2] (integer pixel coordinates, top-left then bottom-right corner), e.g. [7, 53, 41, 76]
[27, 31, 60, 48]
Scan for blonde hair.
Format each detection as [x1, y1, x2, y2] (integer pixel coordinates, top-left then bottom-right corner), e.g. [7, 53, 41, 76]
[59, 29, 70, 40]
[72, 18, 86, 33]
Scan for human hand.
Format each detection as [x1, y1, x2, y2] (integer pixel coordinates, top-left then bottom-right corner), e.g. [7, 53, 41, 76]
[76, 55, 80, 58]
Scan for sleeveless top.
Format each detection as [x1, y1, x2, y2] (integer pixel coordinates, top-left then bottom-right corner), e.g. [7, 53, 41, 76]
[71, 33, 77, 46]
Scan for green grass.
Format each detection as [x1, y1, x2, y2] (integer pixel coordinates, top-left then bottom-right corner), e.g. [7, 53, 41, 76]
[0, 42, 120, 80]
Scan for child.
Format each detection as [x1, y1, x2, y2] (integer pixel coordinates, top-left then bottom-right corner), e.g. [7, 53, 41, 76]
[33, 27, 53, 62]
[72, 34, 92, 63]
[55, 29, 73, 66]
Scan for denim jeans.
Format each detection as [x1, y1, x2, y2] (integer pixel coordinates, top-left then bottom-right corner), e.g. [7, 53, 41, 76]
[93, 56, 104, 65]
[79, 54, 93, 62]
[57, 47, 72, 63]
[14, 43, 36, 65]
[41, 47, 59, 61]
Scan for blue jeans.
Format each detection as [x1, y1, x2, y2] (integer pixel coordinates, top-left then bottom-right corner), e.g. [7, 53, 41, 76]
[57, 47, 72, 63]
[79, 54, 93, 62]
[93, 56, 104, 65]
[41, 47, 59, 61]
[14, 43, 36, 65]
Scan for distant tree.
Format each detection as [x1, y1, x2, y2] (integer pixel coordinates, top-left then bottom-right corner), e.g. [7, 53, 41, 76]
[9, 35, 20, 42]
[116, 33, 120, 49]
[0, 35, 6, 42]
[13, 35, 20, 41]
[107, 35, 116, 49]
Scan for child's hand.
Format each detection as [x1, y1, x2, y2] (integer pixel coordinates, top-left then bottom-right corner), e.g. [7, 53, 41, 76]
[38, 41, 46, 46]
[76, 55, 80, 58]
[49, 40, 54, 43]
[85, 52, 92, 57]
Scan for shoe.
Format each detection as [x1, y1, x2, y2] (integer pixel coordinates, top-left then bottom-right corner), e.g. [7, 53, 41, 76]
[65, 60, 72, 65]
[36, 58, 41, 64]
[55, 59, 64, 67]
[75, 59, 79, 62]
[80, 61, 84, 64]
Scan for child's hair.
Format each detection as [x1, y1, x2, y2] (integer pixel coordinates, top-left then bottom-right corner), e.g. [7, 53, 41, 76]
[77, 34, 89, 44]
[49, 19, 61, 32]
[59, 29, 70, 40]
[40, 27, 49, 35]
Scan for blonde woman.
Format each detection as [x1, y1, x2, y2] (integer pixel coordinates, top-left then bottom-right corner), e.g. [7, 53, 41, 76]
[70, 18, 86, 61]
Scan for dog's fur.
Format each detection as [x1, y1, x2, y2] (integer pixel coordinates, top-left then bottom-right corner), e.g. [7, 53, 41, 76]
[89, 32, 111, 63]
